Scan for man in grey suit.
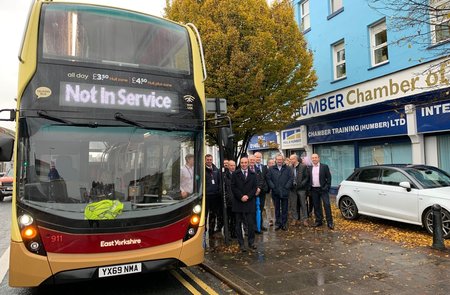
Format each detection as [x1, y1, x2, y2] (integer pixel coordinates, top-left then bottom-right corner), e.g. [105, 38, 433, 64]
[289, 154, 310, 227]
[308, 153, 334, 229]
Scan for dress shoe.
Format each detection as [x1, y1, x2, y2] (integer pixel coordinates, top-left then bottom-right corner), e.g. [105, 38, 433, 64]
[249, 244, 257, 250]
[261, 226, 268, 231]
[255, 231, 262, 235]
[281, 225, 287, 231]
[312, 223, 323, 227]
[328, 223, 334, 230]
[240, 246, 247, 253]
[269, 220, 274, 226]
[275, 226, 282, 231]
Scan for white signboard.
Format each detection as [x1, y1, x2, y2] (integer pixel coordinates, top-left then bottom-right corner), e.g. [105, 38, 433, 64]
[299, 59, 450, 119]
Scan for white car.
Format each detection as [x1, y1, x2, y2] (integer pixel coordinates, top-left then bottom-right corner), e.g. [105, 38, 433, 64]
[336, 164, 450, 238]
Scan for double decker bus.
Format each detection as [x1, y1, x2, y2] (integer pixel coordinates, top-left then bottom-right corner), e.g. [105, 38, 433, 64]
[1, 0, 207, 287]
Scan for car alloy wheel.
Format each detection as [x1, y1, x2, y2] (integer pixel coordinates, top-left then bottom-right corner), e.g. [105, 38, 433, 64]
[424, 208, 450, 239]
[339, 196, 359, 220]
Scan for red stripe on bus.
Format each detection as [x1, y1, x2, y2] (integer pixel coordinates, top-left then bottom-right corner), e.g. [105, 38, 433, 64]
[38, 217, 191, 253]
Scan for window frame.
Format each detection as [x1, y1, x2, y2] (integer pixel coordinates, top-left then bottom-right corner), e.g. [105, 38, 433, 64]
[332, 40, 346, 80]
[430, 0, 450, 44]
[300, 0, 310, 32]
[370, 20, 389, 67]
[330, 0, 343, 14]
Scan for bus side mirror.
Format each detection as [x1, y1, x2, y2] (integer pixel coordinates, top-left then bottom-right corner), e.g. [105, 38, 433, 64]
[0, 136, 14, 161]
[0, 109, 16, 121]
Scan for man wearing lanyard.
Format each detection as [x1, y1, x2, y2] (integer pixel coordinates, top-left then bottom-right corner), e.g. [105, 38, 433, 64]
[205, 154, 222, 237]
[308, 153, 334, 229]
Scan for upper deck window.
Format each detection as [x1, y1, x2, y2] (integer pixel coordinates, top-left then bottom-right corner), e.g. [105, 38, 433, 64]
[41, 4, 191, 75]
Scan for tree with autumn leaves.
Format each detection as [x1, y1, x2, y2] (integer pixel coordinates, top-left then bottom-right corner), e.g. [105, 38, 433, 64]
[165, 0, 317, 160]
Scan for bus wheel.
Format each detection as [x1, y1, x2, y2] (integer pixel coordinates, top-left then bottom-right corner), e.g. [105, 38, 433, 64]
[0, 192, 4, 202]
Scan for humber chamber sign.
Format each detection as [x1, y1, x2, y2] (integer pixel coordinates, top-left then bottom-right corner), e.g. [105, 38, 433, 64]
[299, 59, 450, 119]
[308, 110, 407, 143]
[60, 82, 178, 113]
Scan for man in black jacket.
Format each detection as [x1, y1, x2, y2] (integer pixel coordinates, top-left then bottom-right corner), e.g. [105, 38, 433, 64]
[232, 156, 258, 252]
[205, 154, 222, 236]
[308, 153, 334, 229]
[267, 154, 293, 231]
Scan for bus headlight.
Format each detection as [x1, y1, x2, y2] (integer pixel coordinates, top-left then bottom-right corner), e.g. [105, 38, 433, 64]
[193, 204, 201, 214]
[17, 212, 46, 256]
[18, 214, 34, 227]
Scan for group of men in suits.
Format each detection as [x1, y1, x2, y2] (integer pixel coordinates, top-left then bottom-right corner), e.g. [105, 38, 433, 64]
[225, 152, 333, 252]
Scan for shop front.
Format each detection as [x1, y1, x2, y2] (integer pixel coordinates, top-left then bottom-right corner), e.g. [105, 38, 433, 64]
[286, 60, 450, 191]
[306, 109, 411, 188]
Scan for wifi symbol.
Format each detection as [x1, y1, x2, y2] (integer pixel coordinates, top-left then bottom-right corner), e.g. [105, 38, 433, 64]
[184, 95, 195, 103]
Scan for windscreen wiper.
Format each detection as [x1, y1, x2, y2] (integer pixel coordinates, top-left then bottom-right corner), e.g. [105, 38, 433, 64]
[114, 112, 145, 128]
[114, 112, 201, 131]
[37, 110, 98, 128]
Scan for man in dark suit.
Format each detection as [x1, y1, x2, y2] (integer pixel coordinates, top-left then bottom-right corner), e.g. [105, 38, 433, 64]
[267, 154, 293, 231]
[232, 156, 258, 252]
[308, 153, 334, 229]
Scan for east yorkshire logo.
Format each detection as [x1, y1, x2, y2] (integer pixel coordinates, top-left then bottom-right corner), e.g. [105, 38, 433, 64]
[100, 238, 142, 247]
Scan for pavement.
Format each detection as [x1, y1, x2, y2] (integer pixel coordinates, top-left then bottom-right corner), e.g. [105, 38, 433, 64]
[202, 219, 450, 295]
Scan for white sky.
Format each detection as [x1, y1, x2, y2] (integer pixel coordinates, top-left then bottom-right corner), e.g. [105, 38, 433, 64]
[0, 0, 166, 131]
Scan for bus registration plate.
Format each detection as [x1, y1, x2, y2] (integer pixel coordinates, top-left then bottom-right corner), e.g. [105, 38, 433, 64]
[98, 263, 142, 278]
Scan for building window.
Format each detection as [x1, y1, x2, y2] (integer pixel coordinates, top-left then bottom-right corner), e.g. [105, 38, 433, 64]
[438, 134, 450, 172]
[300, 0, 310, 32]
[330, 0, 343, 14]
[333, 41, 346, 80]
[359, 142, 412, 167]
[430, 0, 450, 44]
[316, 144, 354, 187]
[370, 20, 389, 66]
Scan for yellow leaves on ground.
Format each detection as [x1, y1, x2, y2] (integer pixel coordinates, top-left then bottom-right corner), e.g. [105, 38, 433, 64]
[331, 204, 450, 249]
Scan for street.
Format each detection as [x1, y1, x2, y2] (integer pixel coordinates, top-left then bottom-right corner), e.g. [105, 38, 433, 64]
[0, 197, 233, 295]
[3, 193, 450, 295]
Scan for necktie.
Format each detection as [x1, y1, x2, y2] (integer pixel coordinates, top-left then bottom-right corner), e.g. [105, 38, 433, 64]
[244, 170, 247, 178]
[250, 166, 255, 172]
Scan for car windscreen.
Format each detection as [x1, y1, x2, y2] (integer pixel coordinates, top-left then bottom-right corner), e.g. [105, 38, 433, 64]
[405, 167, 450, 189]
